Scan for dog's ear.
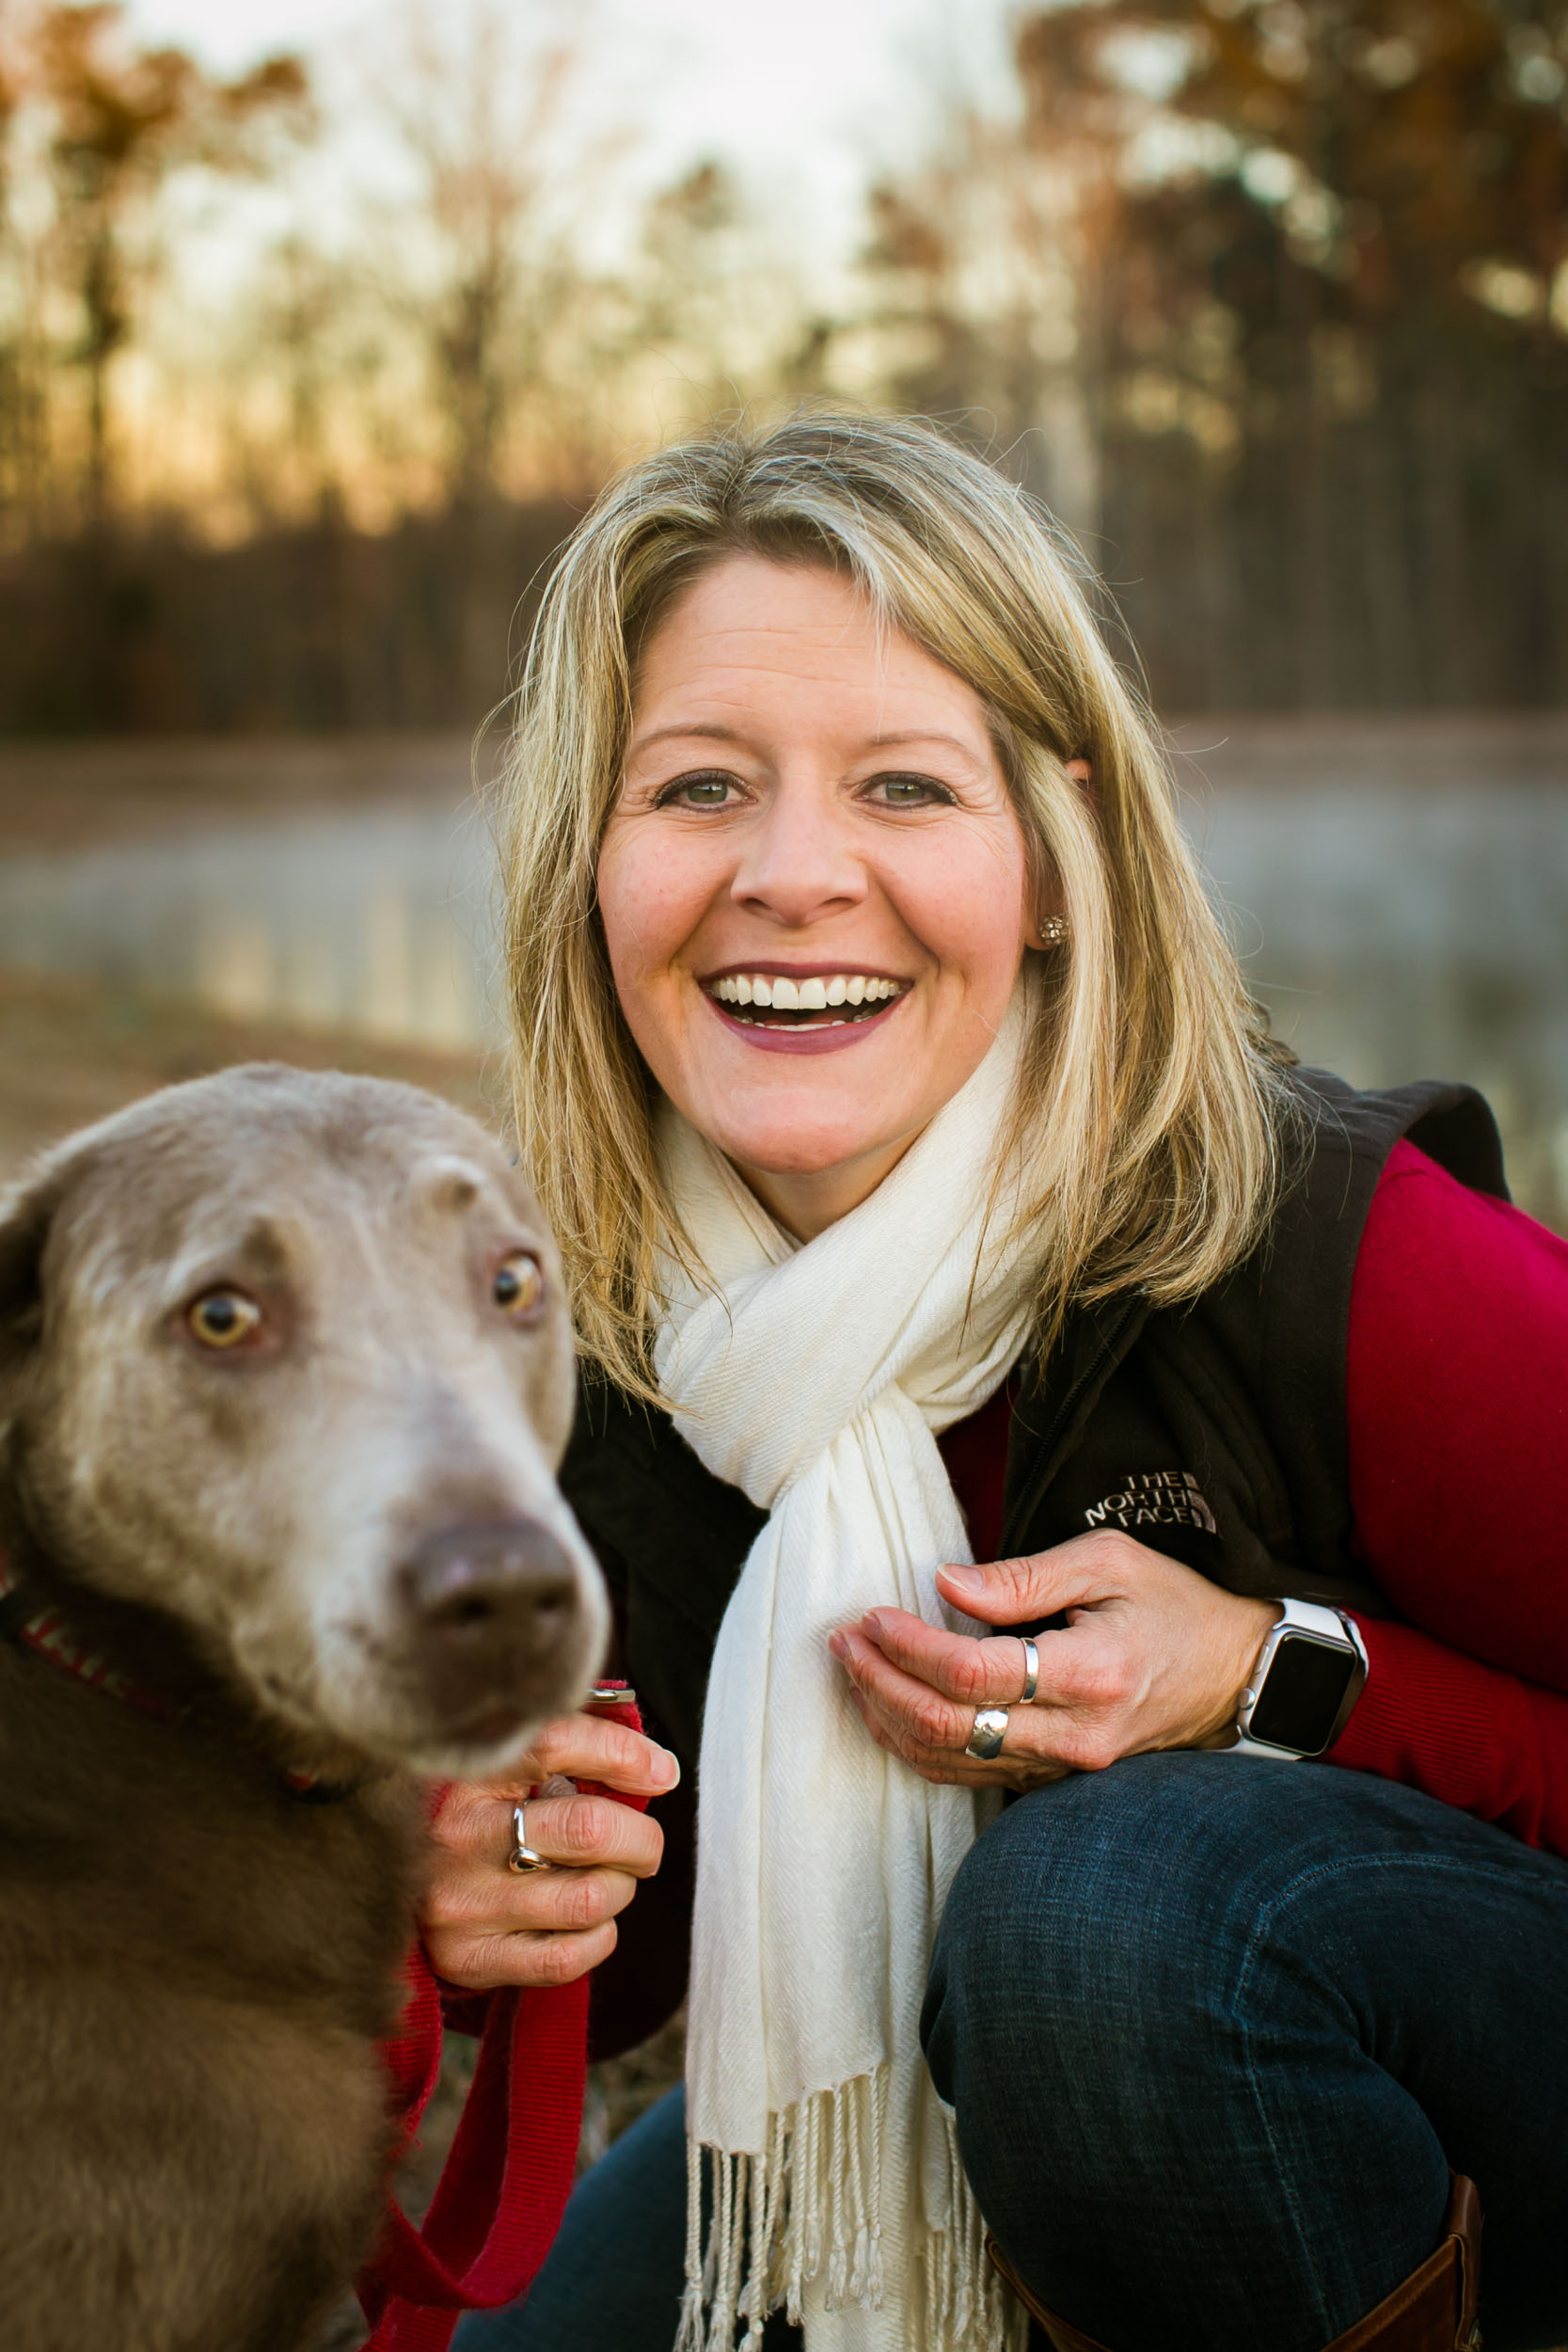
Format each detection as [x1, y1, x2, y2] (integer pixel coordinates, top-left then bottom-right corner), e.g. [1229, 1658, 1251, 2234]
[0, 1154, 73, 1404]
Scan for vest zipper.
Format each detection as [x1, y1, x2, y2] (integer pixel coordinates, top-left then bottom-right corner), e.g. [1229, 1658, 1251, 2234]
[1001, 1295, 1144, 1557]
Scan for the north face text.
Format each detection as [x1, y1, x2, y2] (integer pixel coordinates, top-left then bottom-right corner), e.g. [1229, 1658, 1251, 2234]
[1084, 1470, 1218, 1535]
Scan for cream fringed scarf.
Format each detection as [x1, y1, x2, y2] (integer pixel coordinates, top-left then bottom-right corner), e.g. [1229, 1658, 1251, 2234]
[654, 992, 1037, 2352]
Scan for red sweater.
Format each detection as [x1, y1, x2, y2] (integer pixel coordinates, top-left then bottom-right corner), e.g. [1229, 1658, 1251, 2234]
[941, 1141, 1568, 1856]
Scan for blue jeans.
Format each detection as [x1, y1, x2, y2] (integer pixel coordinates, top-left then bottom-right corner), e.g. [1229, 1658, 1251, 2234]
[459, 1755, 1568, 2351]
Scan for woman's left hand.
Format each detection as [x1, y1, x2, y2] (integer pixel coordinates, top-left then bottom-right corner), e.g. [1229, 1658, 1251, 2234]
[828, 1534, 1279, 1791]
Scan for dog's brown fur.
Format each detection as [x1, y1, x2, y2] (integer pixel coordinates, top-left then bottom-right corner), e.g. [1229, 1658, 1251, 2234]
[0, 1066, 608, 2352]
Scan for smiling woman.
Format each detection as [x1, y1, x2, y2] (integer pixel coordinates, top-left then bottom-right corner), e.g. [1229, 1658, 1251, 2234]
[597, 556, 1082, 1236]
[444, 414, 1568, 2352]
[502, 417, 1285, 1390]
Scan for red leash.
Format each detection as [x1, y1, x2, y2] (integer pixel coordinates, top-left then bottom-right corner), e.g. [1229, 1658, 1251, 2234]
[356, 1686, 647, 2352]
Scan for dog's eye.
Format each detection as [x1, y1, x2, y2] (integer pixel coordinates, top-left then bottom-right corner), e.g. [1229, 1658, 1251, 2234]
[186, 1290, 263, 1350]
[492, 1252, 545, 1320]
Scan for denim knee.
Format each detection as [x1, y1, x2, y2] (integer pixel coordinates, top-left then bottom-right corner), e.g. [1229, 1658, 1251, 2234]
[919, 1747, 1483, 2139]
[920, 1754, 1568, 2352]
[922, 1752, 1246, 2121]
[922, 1747, 1506, 2104]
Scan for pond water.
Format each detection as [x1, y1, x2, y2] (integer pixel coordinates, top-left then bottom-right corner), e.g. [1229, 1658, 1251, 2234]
[1189, 782, 1568, 1224]
[1, 727, 1564, 1225]
[0, 803, 499, 1051]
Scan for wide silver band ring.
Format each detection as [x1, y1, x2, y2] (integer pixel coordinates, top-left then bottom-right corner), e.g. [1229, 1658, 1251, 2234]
[1019, 1637, 1040, 1705]
[507, 1799, 549, 1874]
[964, 1706, 1011, 1761]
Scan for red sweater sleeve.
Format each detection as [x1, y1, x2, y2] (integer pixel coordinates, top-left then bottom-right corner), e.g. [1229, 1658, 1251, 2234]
[1329, 1139, 1568, 1851]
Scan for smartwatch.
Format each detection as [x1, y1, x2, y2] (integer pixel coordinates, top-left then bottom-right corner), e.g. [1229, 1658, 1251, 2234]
[1227, 1597, 1369, 1760]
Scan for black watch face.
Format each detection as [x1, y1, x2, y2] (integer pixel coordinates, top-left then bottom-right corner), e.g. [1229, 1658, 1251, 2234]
[1248, 1633, 1357, 1756]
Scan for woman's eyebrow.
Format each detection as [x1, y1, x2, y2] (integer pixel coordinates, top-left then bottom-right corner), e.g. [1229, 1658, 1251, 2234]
[625, 722, 989, 767]
[863, 729, 982, 759]
[627, 722, 746, 755]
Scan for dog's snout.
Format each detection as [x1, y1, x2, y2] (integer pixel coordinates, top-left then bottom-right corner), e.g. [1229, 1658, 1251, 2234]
[392, 1516, 588, 1742]
[379, 1511, 601, 1758]
[399, 1519, 577, 1644]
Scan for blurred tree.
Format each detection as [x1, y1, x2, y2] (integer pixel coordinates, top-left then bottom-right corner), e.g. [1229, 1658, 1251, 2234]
[245, 232, 344, 524]
[372, 0, 610, 512]
[0, 7, 28, 531]
[29, 3, 309, 532]
[1014, 0, 1568, 360]
[0, 2, 58, 544]
[621, 157, 806, 426]
[358, 0, 626, 713]
[866, 0, 1568, 705]
[861, 111, 1099, 533]
[639, 160, 739, 337]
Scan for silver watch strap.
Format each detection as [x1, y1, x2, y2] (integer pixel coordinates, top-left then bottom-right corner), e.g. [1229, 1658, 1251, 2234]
[1275, 1597, 1354, 1645]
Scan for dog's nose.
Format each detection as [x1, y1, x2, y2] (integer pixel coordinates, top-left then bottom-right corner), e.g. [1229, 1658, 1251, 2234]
[395, 1518, 580, 1708]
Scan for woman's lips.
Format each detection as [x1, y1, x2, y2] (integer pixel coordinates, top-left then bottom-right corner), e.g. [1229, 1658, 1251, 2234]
[701, 987, 908, 1056]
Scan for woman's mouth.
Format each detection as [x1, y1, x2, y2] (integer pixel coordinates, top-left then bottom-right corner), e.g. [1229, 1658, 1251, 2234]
[702, 971, 910, 1032]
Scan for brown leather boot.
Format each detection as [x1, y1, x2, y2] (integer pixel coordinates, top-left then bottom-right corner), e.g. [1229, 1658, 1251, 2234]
[1323, 2175, 1482, 2352]
[982, 2225, 1115, 2352]
[983, 2172, 1483, 2352]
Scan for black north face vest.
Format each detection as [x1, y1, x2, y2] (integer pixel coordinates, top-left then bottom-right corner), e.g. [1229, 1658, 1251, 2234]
[562, 1072, 1507, 1778]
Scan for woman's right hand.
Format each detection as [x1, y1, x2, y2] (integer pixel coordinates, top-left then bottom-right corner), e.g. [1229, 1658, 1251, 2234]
[419, 1711, 678, 1991]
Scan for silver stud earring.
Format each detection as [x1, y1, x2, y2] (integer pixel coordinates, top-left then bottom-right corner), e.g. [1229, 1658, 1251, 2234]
[1039, 915, 1069, 946]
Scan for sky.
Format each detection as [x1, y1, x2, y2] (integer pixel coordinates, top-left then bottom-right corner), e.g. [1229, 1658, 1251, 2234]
[123, 0, 1021, 269]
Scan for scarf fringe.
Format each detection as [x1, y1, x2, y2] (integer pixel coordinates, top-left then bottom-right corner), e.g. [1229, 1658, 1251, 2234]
[675, 2070, 1025, 2352]
[922, 2099, 1030, 2352]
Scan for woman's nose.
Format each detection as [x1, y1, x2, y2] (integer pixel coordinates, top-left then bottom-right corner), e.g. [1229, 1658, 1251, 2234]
[729, 776, 868, 929]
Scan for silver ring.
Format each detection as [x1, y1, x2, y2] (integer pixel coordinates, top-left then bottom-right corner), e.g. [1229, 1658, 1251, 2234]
[507, 1800, 549, 1874]
[964, 1706, 1010, 1761]
[1019, 1637, 1039, 1705]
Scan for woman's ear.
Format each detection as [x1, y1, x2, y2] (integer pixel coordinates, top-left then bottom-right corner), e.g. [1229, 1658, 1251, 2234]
[1025, 758, 1092, 949]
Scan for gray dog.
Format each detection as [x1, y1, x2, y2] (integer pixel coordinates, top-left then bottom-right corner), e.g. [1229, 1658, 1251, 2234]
[0, 1064, 609, 2352]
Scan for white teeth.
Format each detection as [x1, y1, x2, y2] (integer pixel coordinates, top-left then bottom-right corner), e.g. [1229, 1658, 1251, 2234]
[709, 972, 905, 1012]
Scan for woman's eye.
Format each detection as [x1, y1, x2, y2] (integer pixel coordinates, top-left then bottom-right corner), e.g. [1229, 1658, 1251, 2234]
[493, 1251, 546, 1320]
[863, 771, 953, 807]
[186, 1290, 263, 1350]
[657, 771, 739, 808]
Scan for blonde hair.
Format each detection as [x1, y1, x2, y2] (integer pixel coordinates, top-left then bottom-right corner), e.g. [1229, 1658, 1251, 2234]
[497, 410, 1295, 1397]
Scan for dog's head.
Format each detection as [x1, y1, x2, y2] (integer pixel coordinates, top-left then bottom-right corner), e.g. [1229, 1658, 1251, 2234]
[0, 1066, 609, 1777]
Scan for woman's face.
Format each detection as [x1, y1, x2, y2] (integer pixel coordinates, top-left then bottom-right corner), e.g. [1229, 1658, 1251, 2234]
[598, 555, 1067, 1237]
